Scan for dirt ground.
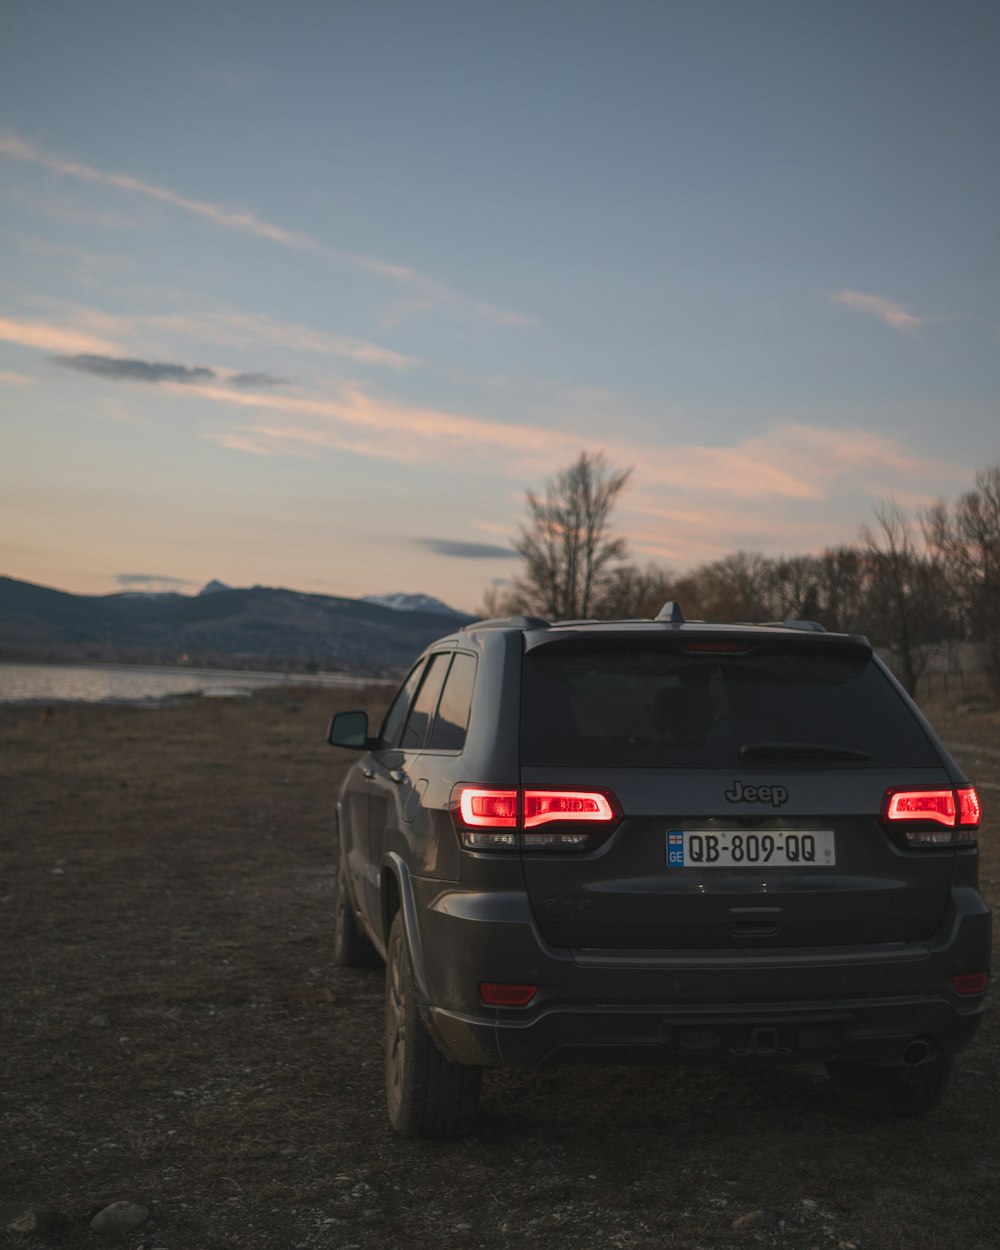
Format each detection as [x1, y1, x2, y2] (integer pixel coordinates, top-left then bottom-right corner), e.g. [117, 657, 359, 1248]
[1, 685, 997, 1250]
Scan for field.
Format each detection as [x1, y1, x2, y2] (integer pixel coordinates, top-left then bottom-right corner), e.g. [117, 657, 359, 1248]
[1, 686, 997, 1249]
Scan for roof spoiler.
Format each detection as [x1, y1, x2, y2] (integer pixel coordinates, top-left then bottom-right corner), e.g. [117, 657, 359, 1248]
[462, 614, 550, 631]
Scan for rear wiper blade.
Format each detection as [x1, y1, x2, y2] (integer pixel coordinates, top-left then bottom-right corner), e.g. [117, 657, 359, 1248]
[739, 740, 872, 762]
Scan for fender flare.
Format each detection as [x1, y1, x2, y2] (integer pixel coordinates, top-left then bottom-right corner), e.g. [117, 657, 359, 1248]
[382, 851, 431, 1003]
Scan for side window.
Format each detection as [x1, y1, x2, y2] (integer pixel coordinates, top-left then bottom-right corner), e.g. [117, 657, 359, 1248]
[398, 654, 451, 751]
[378, 660, 426, 749]
[428, 652, 477, 751]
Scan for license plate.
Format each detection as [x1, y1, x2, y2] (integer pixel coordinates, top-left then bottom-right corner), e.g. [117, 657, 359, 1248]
[667, 829, 836, 868]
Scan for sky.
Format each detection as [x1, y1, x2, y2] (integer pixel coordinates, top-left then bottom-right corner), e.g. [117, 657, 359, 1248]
[1, 0, 997, 614]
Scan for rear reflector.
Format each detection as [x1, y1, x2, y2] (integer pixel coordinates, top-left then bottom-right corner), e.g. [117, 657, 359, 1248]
[952, 972, 988, 995]
[480, 982, 537, 1007]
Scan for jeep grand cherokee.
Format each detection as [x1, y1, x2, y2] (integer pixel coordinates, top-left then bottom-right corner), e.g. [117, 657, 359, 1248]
[327, 605, 990, 1137]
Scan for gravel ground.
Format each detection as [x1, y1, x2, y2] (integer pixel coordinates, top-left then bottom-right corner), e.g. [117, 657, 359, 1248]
[1, 685, 997, 1249]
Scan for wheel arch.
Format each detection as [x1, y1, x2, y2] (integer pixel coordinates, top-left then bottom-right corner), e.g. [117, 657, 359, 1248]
[382, 852, 431, 1003]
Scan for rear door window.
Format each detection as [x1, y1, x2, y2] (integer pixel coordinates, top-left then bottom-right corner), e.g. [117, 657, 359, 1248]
[428, 652, 477, 751]
[379, 660, 427, 749]
[399, 653, 451, 751]
[521, 645, 939, 768]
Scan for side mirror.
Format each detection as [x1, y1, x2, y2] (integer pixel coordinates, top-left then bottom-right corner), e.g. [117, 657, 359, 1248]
[327, 710, 373, 750]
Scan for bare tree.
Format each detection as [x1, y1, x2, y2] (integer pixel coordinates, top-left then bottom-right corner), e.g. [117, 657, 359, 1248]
[591, 562, 673, 620]
[512, 452, 632, 620]
[925, 463, 1000, 698]
[861, 502, 944, 696]
[812, 546, 869, 634]
[677, 551, 774, 622]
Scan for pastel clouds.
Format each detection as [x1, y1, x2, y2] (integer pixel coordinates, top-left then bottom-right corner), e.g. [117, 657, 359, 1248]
[832, 290, 923, 331]
[191, 381, 572, 463]
[16, 299, 415, 374]
[185, 375, 944, 531]
[0, 130, 534, 328]
[145, 308, 416, 371]
[0, 314, 120, 356]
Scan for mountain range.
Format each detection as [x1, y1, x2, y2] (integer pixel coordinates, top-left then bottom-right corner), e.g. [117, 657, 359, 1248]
[0, 576, 476, 673]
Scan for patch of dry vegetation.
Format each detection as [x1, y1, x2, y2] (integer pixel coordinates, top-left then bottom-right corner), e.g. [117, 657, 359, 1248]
[1, 686, 997, 1248]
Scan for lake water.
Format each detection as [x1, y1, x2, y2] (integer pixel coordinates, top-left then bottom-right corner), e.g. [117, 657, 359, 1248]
[0, 661, 392, 705]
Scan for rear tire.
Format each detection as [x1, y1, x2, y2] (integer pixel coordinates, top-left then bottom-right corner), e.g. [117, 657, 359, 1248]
[824, 1054, 953, 1117]
[333, 856, 380, 967]
[385, 912, 481, 1137]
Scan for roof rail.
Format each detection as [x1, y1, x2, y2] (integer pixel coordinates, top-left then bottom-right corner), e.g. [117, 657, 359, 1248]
[461, 614, 551, 631]
[655, 600, 685, 624]
[766, 619, 828, 632]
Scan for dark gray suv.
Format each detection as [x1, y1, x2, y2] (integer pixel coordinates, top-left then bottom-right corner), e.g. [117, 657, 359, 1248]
[327, 605, 990, 1137]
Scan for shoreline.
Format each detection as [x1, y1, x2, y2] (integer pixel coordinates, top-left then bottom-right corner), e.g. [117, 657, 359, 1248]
[0, 658, 397, 706]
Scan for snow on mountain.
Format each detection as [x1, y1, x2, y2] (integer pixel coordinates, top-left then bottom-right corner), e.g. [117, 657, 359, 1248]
[361, 592, 468, 618]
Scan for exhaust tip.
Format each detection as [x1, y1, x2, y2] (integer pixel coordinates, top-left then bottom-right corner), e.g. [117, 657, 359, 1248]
[900, 1038, 936, 1067]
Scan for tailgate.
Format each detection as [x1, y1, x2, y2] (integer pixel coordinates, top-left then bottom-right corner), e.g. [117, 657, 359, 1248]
[518, 766, 955, 950]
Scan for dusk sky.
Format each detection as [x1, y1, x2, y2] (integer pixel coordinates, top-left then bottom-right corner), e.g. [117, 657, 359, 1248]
[1, 0, 997, 613]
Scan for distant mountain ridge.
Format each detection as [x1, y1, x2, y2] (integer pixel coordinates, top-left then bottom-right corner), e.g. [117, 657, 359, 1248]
[361, 592, 465, 617]
[0, 576, 476, 672]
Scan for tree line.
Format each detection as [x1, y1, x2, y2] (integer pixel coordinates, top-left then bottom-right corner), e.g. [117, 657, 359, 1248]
[482, 452, 1000, 699]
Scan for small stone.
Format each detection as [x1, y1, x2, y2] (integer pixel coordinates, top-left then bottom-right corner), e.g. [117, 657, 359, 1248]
[4, 1206, 53, 1235]
[732, 1209, 778, 1231]
[90, 1201, 150, 1235]
[89, 1014, 113, 1029]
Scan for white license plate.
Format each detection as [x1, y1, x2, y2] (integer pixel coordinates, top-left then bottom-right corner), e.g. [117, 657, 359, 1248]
[667, 829, 836, 868]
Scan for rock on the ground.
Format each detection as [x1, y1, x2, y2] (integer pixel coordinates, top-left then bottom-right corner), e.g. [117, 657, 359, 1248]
[3, 1206, 54, 1235]
[732, 1208, 778, 1231]
[90, 1201, 150, 1235]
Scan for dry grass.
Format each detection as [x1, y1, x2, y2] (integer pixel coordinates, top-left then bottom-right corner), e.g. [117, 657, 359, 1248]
[1, 685, 997, 1249]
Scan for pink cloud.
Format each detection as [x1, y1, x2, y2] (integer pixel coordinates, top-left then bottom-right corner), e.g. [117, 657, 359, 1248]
[147, 309, 416, 371]
[0, 315, 120, 355]
[832, 290, 923, 331]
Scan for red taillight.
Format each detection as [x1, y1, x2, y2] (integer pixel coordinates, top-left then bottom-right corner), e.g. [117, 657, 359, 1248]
[882, 786, 982, 846]
[458, 787, 518, 827]
[453, 786, 519, 850]
[452, 785, 620, 851]
[957, 787, 982, 827]
[523, 790, 615, 827]
[480, 982, 537, 1007]
[884, 789, 956, 826]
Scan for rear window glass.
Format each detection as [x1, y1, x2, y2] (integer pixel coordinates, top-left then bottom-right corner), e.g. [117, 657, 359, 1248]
[521, 645, 939, 768]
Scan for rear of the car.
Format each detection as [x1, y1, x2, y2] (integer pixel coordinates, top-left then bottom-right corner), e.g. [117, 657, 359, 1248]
[428, 622, 989, 1111]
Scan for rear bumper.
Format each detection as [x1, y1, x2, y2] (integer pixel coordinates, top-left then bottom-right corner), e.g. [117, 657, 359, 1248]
[430, 995, 984, 1068]
[412, 876, 991, 1068]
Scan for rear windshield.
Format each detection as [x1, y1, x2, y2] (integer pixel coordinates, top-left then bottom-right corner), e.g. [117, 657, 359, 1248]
[521, 645, 939, 768]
